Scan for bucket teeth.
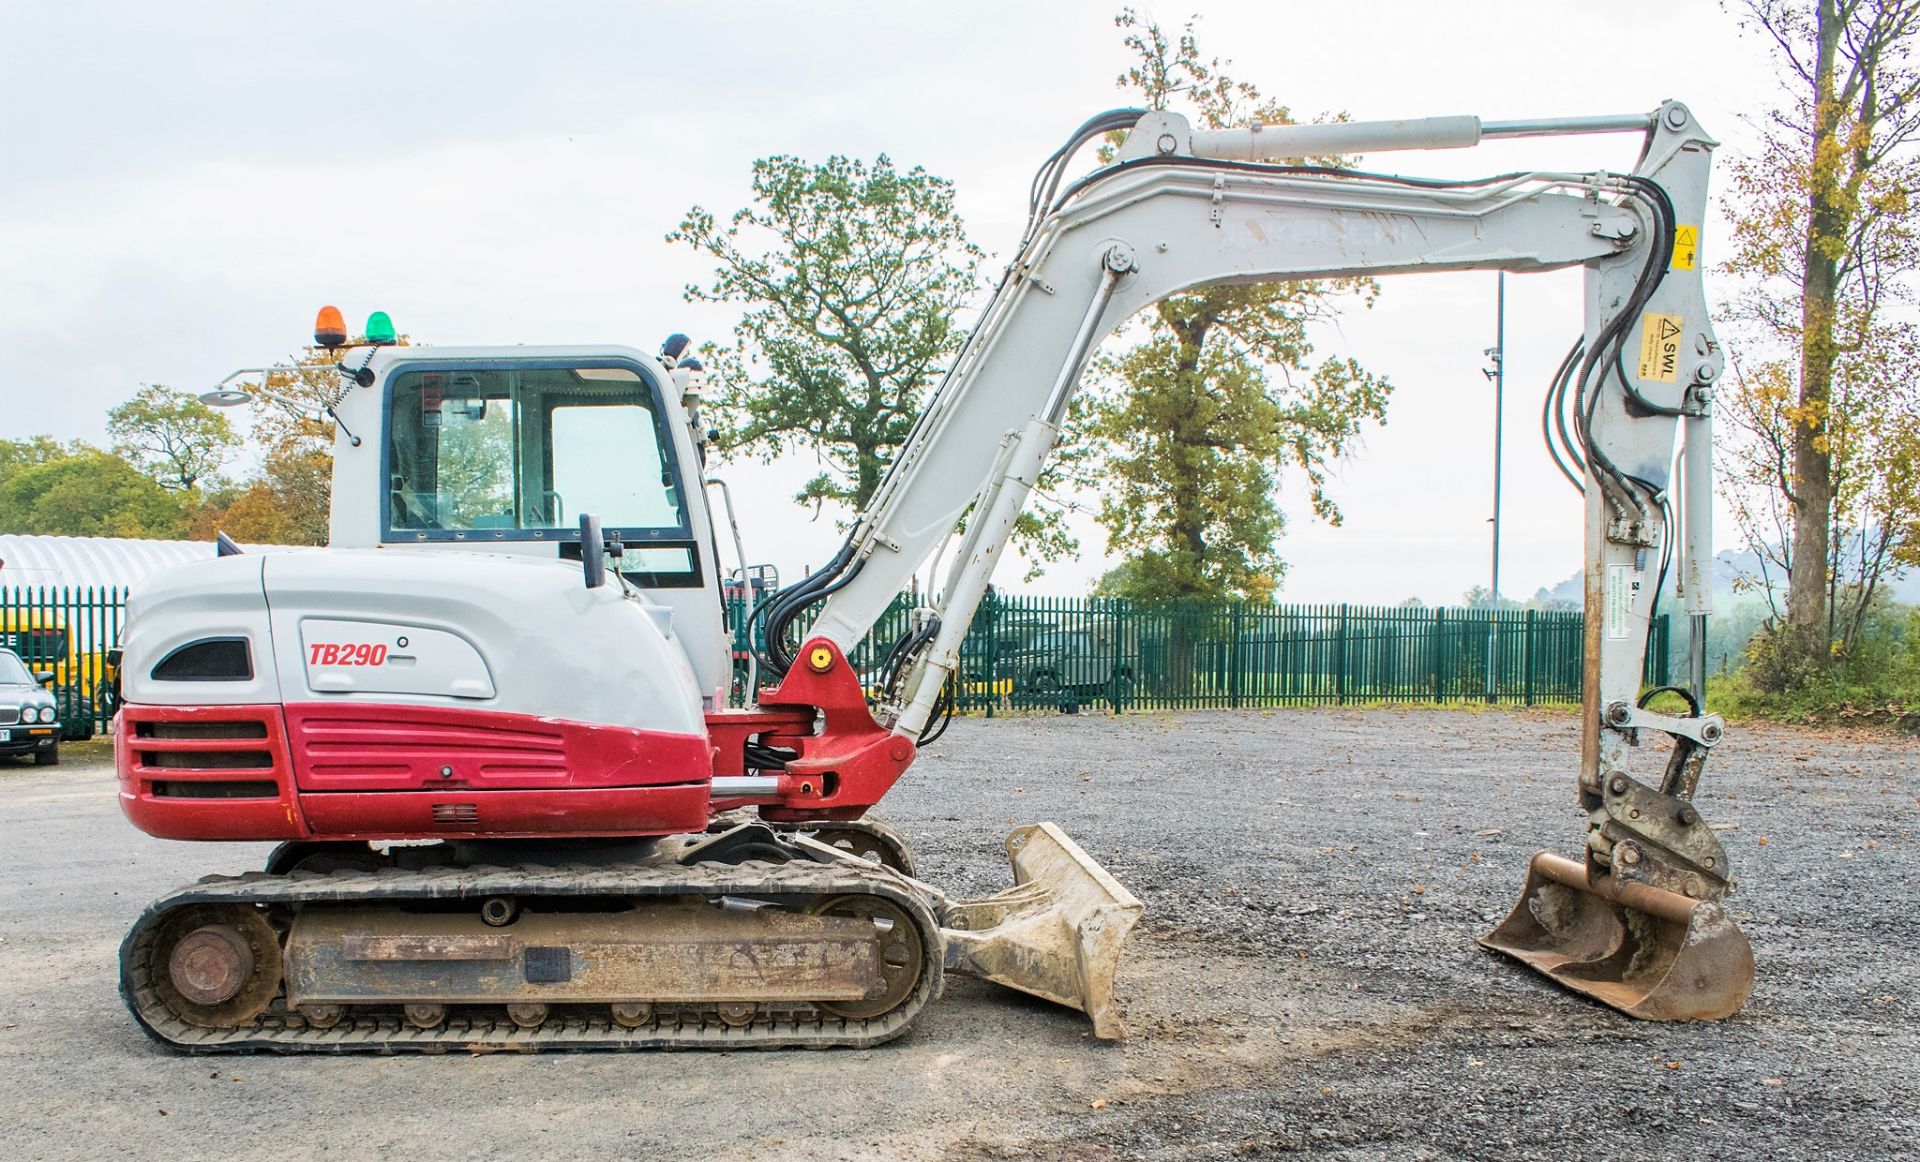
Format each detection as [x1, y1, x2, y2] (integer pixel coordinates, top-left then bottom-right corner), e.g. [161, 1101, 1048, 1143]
[1480, 851, 1754, 1021]
[941, 823, 1142, 1039]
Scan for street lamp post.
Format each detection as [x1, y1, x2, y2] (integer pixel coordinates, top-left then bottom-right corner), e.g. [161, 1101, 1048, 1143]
[1483, 272, 1506, 606]
[1480, 273, 1507, 703]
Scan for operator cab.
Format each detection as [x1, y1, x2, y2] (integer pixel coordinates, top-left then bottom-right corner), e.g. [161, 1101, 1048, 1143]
[322, 339, 733, 708]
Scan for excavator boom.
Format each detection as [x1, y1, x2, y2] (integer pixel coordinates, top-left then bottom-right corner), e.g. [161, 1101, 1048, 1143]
[775, 100, 1749, 1021]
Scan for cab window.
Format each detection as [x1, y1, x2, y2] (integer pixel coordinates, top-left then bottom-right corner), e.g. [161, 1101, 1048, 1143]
[387, 365, 689, 531]
[384, 363, 697, 582]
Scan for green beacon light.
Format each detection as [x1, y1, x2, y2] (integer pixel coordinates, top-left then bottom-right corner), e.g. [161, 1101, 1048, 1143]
[365, 310, 397, 346]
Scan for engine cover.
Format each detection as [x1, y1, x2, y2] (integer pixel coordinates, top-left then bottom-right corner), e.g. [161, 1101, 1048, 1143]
[115, 549, 715, 841]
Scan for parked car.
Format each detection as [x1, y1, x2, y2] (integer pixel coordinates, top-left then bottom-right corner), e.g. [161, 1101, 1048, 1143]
[0, 647, 62, 765]
[1, 614, 105, 739]
[989, 629, 1134, 714]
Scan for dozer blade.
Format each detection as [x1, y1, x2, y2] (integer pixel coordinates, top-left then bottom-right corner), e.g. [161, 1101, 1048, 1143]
[1480, 851, 1754, 1021]
[940, 822, 1143, 1039]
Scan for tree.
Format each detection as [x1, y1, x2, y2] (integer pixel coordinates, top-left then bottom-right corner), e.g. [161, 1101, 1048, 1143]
[247, 351, 354, 461]
[0, 447, 190, 538]
[191, 448, 331, 545]
[253, 447, 331, 544]
[202, 330, 412, 547]
[1721, 1, 1920, 667]
[0, 437, 67, 495]
[1075, 11, 1391, 603]
[670, 155, 984, 515]
[106, 385, 237, 492]
[1462, 585, 1525, 611]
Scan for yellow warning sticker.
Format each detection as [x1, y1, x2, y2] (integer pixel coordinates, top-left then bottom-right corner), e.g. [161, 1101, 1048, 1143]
[1636, 312, 1683, 383]
[1671, 224, 1699, 270]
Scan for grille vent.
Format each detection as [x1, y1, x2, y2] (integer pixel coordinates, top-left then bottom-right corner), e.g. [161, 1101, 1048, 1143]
[432, 803, 480, 824]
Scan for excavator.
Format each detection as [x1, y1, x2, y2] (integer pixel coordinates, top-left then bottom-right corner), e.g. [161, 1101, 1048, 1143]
[113, 100, 1753, 1052]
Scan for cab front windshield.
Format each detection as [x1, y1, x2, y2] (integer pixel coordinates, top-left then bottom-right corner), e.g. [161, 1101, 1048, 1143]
[385, 365, 689, 540]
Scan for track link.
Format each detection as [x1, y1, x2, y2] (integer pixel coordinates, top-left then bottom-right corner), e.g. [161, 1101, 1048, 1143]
[120, 858, 943, 1054]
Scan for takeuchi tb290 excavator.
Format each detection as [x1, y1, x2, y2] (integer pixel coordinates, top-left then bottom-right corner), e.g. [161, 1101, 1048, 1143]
[113, 101, 1753, 1052]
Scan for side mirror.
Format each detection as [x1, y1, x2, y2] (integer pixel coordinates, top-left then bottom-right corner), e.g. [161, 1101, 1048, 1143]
[580, 513, 605, 588]
[577, 514, 622, 589]
[34, 671, 55, 685]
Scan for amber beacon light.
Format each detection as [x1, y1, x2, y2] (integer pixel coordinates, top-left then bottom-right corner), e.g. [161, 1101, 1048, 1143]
[314, 305, 349, 350]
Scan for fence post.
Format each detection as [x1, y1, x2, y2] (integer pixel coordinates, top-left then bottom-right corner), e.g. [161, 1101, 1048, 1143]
[1523, 608, 1536, 707]
[1484, 611, 1497, 704]
[1228, 603, 1243, 710]
[982, 590, 997, 719]
[1432, 606, 1445, 703]
[1336, 603, 1349, 706]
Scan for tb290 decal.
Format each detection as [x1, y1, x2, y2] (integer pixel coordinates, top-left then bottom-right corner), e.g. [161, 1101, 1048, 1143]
[308, 642, 389, 666]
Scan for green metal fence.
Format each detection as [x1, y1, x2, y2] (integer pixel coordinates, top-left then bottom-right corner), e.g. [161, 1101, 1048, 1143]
[737, 592, 1669, 713]
[3, 586, 1666, 737]
[1, 586, 125, 737]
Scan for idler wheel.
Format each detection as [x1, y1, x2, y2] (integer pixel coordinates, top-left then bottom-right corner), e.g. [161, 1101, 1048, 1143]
[808, 894, 925, 1020]
[506, 1003, 548, 1029]
[299, 1004, 345, 1030]
[149, 905, 282, 1029]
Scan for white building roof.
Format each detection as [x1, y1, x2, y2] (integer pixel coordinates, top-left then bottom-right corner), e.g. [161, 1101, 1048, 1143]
[0, 534, 297, 594]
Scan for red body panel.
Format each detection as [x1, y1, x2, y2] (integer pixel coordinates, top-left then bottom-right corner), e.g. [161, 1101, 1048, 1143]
[282, 702, 712, 791]
[116, 638, 916, 844]
[116, 704, 304, 841]
[297, 785, 709, 840]
[118, 702, 714, 842]
[716, 637, 917, 822]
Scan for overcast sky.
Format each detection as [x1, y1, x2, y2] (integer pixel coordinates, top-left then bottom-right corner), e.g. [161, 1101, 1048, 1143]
[0, 0, 1783, 604]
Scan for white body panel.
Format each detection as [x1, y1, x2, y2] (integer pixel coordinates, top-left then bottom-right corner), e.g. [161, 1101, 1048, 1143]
[299, 619, 495, 699]
[120, 555, 286, 708]
[121, 550, 706, 739]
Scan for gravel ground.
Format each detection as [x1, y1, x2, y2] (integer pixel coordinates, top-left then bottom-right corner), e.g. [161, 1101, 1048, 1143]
[0, 708, 1914, 1161]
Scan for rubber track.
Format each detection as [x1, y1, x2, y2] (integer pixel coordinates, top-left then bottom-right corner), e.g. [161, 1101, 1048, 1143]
[119, 858, 944, 1054]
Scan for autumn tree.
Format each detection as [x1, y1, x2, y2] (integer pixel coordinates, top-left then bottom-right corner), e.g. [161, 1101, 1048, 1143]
[202, 329, 410, 546]
[106, 385, 237, 492]
[248, 351, 353, 462]
[670, 155, 984, 515]
[191, 448, 333, 546]
[1720, 1, 1920, 674]
[1076, 11, 1391, 603]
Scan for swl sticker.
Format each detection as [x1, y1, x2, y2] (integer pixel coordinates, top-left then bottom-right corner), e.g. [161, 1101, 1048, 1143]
[1605, 565, 1636, 640]
[1636, 312, 1683, 383]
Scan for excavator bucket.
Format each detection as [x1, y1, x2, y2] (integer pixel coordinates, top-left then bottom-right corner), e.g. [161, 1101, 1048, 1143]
[1480, 851, 1754, 1021]
[940, 822, 1143, 1039]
